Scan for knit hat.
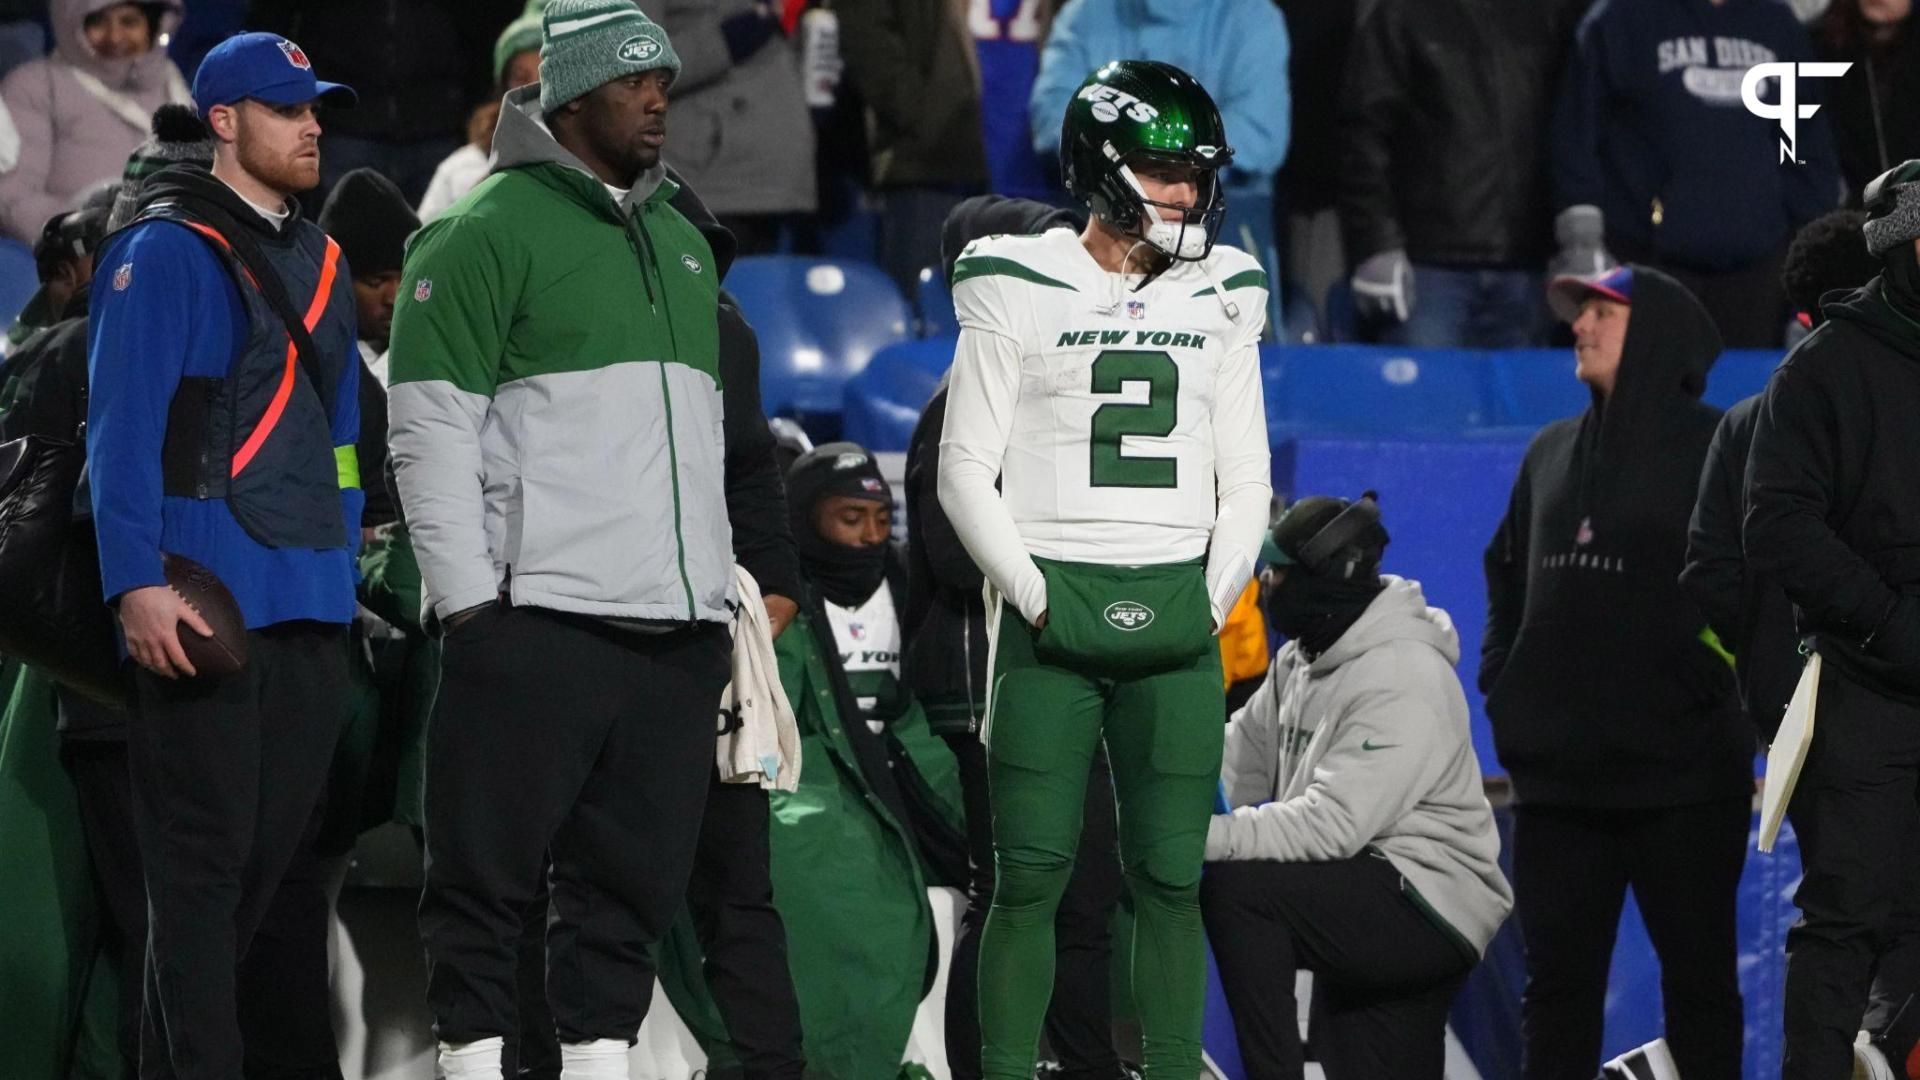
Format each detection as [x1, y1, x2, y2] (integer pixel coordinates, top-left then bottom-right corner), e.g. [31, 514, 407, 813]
[494, 11, 545, 88]
[1863, 160, 1920, 258]
[539, 0, 680, 113]
[318, 168, 422, 278]
[108, 104, 216, 231]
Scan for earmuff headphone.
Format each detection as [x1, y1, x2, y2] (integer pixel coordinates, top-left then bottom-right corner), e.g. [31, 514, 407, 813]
[1291, 491, 1389, 581]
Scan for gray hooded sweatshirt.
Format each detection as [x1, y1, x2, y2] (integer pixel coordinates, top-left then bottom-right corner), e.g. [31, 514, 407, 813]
[1207, 576, 1514, 955]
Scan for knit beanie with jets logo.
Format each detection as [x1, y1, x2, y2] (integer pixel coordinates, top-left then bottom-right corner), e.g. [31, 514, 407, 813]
[538, 0, 681, 114]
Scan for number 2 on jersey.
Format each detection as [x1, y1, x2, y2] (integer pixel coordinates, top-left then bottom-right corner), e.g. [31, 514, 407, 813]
[1089, 350, 1177, 488]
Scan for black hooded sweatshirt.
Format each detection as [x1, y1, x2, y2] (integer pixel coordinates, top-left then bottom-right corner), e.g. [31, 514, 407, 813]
[1743, 246, 1920, 705]
[1482, 266, 1750, 808]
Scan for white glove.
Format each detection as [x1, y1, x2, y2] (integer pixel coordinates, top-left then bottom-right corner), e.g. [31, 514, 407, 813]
[1350, 248, 1414, 324]
[1549, 205, 1616, 280]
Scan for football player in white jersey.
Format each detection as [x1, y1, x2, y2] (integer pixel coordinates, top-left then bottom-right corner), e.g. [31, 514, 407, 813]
[937, 59, 1271, 1080]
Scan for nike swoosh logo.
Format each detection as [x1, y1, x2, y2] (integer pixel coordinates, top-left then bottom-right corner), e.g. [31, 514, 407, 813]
[1361, 739, 1398, 751]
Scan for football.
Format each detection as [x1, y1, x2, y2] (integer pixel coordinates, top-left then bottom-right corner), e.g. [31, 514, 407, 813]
[162, 552, 248, 677]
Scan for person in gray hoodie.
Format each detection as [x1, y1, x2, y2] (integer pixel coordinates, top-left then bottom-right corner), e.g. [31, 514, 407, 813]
[1201, 493, 1512, 1080]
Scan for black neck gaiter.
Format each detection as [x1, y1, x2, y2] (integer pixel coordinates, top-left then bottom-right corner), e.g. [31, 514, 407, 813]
[1264, 572, 1384, 658]
[798, 531, 887, 608]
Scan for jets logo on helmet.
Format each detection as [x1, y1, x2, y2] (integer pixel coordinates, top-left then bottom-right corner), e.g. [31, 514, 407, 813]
[1076, 83, 1159, 124]
[1059, 60, 1234, 262]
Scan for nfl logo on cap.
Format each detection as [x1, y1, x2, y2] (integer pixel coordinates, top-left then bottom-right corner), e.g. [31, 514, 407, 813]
[276, 39, 311, 69]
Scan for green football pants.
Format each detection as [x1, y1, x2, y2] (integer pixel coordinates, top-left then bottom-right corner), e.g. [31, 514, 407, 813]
[977, 605, 1224, 1079]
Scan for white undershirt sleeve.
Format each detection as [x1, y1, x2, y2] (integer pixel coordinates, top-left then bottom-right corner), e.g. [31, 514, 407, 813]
[938, 323, 1050, 625]
[1204, 339, 1272, 628]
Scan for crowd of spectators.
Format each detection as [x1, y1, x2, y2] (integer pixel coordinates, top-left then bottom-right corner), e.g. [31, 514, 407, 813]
[0, 0, 1909, 347]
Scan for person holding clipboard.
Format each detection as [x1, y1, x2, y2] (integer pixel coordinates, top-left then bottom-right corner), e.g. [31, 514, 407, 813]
[1745, 160, 1920, 1079]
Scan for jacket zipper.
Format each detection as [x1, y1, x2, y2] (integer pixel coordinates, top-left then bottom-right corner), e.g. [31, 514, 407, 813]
[626, 201, 698, 620]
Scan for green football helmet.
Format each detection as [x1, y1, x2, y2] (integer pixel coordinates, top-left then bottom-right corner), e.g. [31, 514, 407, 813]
[1059, 59, 1234, 262]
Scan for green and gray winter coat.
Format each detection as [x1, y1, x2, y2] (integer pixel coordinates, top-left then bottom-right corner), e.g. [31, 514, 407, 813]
[387, 84, 732, 625]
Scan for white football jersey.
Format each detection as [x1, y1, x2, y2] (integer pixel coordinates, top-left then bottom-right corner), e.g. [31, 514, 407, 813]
[946, 228, 1269, 565]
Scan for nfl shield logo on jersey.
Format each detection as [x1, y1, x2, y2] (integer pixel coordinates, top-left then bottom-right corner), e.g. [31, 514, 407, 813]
[414, 278, 433, 302]
[1126, 300, 1146, 320]
[112, 262, 132, 291]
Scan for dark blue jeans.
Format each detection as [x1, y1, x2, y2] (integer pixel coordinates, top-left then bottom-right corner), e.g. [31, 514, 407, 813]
[1379, 265, 1544, 349]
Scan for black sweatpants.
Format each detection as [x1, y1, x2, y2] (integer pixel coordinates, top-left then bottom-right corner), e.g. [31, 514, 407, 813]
[129, 622, 349, 1080]
[420, 606, 730, 1045]
[1511, 798, 1749, 1080]
[943, 734, 1124, 1080]
[1200, 852, 1475, 1080]
[507, 771, 806, 1080]
[1783, 668, 1920, 1079]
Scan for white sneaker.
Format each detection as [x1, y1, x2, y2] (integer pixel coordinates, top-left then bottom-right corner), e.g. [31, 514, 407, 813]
[1856, 1031, 1899, 1080]
[1600, 1038, 1681, 1080]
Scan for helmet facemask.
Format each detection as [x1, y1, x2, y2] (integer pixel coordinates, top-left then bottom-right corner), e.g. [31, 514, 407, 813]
[1115, 151, 1227, 262]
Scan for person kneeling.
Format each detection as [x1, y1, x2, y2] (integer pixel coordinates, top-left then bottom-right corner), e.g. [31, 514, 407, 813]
[1201, 494, 1513, 1080]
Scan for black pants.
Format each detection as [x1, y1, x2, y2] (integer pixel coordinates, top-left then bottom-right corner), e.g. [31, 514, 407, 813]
[129, 622, 349, 1080]
[421, 606, 730, 1044]
[1511, 798, 1749, 1080]
[66, 736, 345, 1080]
[1783, 668, 1920, 1079]
[1200, 853, 1474, 1079]
[508, 774, 807, 1080]
[943, 734, 1124, 1080]
[686, 775, 806, 1080]
[235, 839, 344, 1080]
[65, 737, 145, 1077]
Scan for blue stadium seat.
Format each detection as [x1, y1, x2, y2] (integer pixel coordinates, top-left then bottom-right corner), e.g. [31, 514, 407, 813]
[1486, 348, 1587, 428]
[915, 265, 956, 338]
[840, 337, 956, 453]
[1263, 344, 1495, 442]
[1706, 348, 1782, 409]
[724, 256, 913, 434]
[0, 238, 39, 331]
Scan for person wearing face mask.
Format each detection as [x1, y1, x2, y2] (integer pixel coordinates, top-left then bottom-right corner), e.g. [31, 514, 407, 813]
[750, 441, 966, 1079]
[1203, 494, 1511, 1080]
[782, 442, 966, 881]
[1481, 264, 1751, 1080]
[0, 0, 191, 244]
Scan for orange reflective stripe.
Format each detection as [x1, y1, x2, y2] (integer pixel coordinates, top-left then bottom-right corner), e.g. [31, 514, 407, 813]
[179, 221, 260, 289]
[229, 237, 340, 477]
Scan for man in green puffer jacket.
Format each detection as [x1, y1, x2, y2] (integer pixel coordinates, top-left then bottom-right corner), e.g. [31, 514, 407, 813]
[386, 5, 734, 1078]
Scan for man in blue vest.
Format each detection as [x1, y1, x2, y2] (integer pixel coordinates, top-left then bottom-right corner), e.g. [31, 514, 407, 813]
[85, 32, 361, 1080]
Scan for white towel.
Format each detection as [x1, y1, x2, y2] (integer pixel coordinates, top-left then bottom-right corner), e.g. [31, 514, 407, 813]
[718, 565, 802, 792]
